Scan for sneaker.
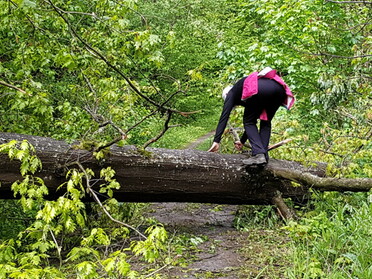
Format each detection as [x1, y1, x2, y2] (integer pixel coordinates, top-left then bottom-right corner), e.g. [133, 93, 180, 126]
[242, 153, 267, 166]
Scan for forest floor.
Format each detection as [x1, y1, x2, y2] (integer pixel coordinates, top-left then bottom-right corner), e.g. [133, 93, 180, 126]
[143, 203, 292, 279]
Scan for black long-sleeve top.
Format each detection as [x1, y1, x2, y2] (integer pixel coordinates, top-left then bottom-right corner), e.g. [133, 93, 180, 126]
[213, 77, 247, 143]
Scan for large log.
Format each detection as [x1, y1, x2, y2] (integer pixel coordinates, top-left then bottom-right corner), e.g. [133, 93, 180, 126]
[1, 132, 371, 204]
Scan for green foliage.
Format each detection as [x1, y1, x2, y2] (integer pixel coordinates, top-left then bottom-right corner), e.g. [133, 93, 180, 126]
[283, 191, 372, 278]
[0, 140, 41, 175]
[131, 225, 168, 263]
[0, 0, 175, 144]
[216, 0, 371, 177]
[0, 140, 171, 278]
[234, 205, 281, 229]
[1, 0, 371, 277]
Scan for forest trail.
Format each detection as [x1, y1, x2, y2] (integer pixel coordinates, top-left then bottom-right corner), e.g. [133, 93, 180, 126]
[182, 131, 215, 150]
[144, 203, 291, 278]
[148, 133, 291, 277]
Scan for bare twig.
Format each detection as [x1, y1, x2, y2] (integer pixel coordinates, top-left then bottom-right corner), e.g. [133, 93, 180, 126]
[49, 229, 63, 269]
[85, 106, 127, 139]
[82, 73, 100, 114]
[82, 74, 129, 145]
[268, 139, 293, 151]
[228, 123, 241, 142]
[310, 52, 372, 59]
[144, 263, 170, 278]
[228, 123, 252, 149]
[330, 21, 372, 32]
[271, 191, 297, 220]
[94, 109, 160, 152]
[353, 127, 372, 154]
[125, 110, 159, 134]
[228, 124, 292, 151]
[319, 149, 345, 158]
[94, 90, 198, 151]
[58, 10, 99, 18]
[336, 108, 372, 125]
[143, 111, 173, 148]
[279, 36, 372, 60]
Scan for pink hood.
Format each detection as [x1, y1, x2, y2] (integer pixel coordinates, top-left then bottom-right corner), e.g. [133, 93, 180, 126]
[242, 69, 295, 120]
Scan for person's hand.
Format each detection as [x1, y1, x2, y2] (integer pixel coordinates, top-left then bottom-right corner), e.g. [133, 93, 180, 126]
[207, 142, 220, 152]
[234, 141, 243, 151]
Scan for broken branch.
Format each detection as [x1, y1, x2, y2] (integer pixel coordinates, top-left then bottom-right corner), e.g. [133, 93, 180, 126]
[0, 81, 31, 96]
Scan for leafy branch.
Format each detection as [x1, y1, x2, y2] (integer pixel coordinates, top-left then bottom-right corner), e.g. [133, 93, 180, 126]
[75, 161, 147, 240]
[81, 71, 195, 150]
[46, 0, 194, 117]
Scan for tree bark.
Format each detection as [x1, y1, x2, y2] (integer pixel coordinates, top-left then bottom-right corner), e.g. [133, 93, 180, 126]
[1, 132, 371, 204]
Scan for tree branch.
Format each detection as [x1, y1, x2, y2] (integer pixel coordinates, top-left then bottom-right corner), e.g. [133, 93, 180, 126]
[46, 0, 191, 116]
[0, 81, 32, 96]
[92, 89, 198, 151]
[271, 167, 372, 192]
[305, 52, 371, 59]
[326, 0, 372, 4]
[271, 191, 297, 220]
[75, 161, 147, 240]
[49, 229, 63, 269]
[143, 111, 173, 148]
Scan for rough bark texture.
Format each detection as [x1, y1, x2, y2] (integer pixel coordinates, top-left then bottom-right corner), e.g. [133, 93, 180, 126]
[1, 132, 371, 204]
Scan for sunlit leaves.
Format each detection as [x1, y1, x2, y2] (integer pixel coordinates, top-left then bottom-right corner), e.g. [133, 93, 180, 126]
[0, 0, 167, 142]
[0, 141, 169, 277]
[75, 261, 99, 279]
[131, 225, 168, 263]
[0, 140, 41, 175]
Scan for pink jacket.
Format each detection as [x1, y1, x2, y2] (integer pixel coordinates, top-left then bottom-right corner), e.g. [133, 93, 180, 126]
[242, 69, 295, 120]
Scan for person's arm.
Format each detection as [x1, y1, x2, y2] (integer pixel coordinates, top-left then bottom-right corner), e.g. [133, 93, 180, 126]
[208, 78, 245, 152]
[208, 90, 236, 152]
[212, 94, 235, 143]
[208, 99, 234, 152]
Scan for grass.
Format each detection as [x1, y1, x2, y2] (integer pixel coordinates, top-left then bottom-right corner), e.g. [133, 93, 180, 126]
[230, 191, 372, 279]
[283, 191, 372, 278]
[151, 108, 220, 150]
[238, 227, 291, 278]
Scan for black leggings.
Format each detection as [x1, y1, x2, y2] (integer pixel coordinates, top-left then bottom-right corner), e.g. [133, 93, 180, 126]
[243, 79, 286, 157]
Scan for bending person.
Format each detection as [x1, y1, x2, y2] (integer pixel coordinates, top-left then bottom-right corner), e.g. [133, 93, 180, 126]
[207, 67, 295, 165]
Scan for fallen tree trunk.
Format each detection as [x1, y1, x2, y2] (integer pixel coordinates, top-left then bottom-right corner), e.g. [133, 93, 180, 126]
[1, 132, 371, 204]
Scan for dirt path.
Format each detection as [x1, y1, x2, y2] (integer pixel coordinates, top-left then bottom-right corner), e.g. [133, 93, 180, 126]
[139, 132, 291, 278]
[144, 203, 291, 279]
[182, 131, 215, 150]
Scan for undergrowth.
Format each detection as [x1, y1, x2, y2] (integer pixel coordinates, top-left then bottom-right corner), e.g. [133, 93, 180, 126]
[284, 191, 372, 279]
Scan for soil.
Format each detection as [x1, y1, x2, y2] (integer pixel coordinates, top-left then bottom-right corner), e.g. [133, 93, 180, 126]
[143, 202, 291, 279]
